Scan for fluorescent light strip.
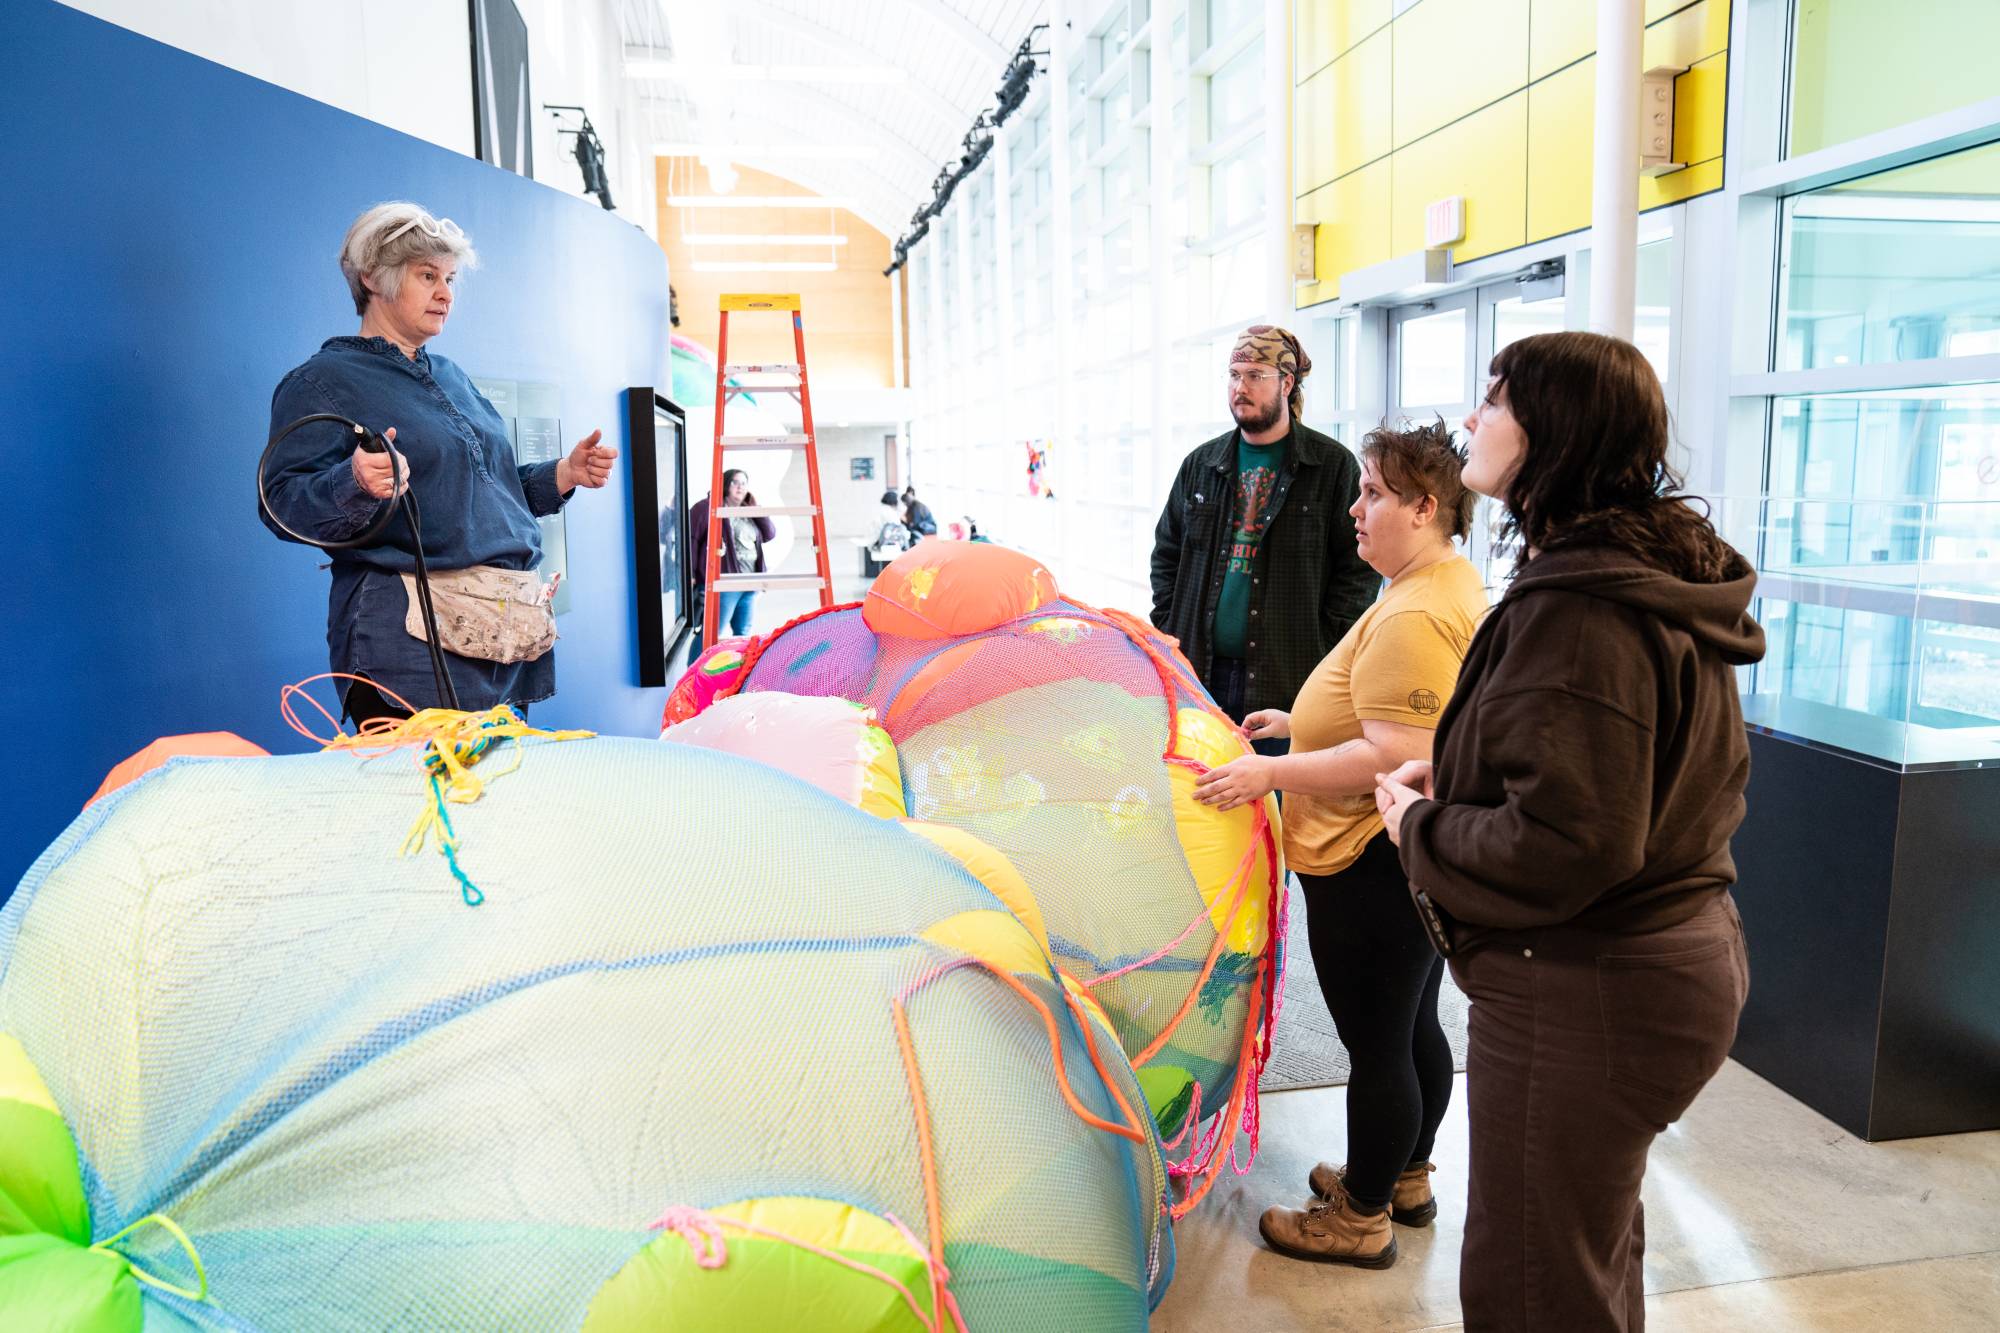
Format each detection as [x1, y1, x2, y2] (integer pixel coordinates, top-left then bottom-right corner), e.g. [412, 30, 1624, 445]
[682, 234, 851, 246]
[691, 261, 839, 273]
[654, 143, 880, 161]
[668, 195, 855, 210]
[626, 60, 904, 84]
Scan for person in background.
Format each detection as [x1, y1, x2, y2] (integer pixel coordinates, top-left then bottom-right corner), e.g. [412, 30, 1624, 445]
[262, 200, 616, 726]
[902, 486, 937, 538]
[1151, 325, 1378, 757]
[1376, 331, 1763, 1331]
[688, 468, 774, 657]
[1194, 422, 1483, 1269]
[876, 489, 915, 553]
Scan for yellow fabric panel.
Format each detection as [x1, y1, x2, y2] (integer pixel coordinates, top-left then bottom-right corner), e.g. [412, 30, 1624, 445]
[1165, 707, 1278, 954]
[1297, 0, 1392, 79]
[1295, 29, 1392, 194]
[1392, 92, 1529, 263]
[1391, 0, 1530, 150]
[854, 725, 908, 821]
[710, 1197, 925, 1262]
[920, 909, 1051, 981]
[1639, 155, 1723, 210]
[1295, 157, 1392, 307]
[900, 821, 1051, 956]
[0, 1034, 59, 1115]
[1526, 57, 1594, 241]
[1529, 0, 1595, 81]
[1644, 0, 1694, 20]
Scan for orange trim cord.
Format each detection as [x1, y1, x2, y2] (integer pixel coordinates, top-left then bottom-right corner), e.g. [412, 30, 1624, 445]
[890, 953, 1154, 1331]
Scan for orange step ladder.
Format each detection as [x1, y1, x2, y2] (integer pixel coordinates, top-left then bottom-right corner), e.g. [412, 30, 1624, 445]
[702, 293, 835, 643]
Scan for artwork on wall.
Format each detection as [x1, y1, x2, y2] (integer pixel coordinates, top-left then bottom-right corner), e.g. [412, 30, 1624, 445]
[469, 0, 532, 175]
[626, 389, 692, 687]
[851, 456, 875, 481]
[1025, 439, 1054, 498]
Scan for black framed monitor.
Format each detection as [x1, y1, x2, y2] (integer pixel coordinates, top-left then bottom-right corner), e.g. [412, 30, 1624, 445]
[626, 388, 692, 687]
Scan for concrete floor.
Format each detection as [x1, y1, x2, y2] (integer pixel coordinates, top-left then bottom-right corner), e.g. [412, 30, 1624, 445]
[1153, 1062, 2000, 1331]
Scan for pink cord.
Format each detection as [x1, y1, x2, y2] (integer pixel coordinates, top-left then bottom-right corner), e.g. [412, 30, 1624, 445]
[647, 1205, 727, 1269]
[648, 1206, 950, 1332]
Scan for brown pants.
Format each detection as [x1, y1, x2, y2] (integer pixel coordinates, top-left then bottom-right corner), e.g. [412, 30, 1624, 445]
[1450, 893, 1749, 1331]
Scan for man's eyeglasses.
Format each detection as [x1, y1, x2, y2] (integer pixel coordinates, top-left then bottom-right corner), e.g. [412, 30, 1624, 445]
[381, 213, 465, 246]
[1227, 367, 1284, 385]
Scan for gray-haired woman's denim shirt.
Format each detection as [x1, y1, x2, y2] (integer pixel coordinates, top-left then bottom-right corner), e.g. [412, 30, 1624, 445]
[261, 336, 569, 713]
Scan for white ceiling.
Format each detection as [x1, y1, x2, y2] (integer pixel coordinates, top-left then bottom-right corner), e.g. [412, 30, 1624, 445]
[619, 0, 1047, 239]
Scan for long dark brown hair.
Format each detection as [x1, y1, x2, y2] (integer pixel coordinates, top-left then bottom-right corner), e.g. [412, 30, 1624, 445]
[1487, 331, 1736, 581]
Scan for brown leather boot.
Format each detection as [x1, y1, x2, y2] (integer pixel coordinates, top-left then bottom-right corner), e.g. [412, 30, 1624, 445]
[1307, 1160, 1438, 1227]
[1258, 1196, 1397, 1268]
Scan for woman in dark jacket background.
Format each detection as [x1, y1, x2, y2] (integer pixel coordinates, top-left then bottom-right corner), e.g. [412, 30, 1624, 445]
[1376, 331, 1764, 1332]
[687, 468, 776, 657]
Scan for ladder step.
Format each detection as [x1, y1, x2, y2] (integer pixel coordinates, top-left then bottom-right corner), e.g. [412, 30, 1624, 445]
[724, 363, 802, 377]
[712, 574, 828, 592]
[719, 434, 812, 450]
[716, 505, 818, 518]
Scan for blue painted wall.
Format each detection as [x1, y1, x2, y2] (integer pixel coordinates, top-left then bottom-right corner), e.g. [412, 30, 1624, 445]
[0, 2, 672, 896]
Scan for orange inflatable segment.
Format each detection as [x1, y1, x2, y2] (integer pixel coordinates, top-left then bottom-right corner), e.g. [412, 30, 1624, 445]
[86, 733, 269, 809]
[862, 541, 1060, 640]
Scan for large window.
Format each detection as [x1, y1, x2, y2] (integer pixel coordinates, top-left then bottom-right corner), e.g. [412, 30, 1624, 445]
[905, 0, 1276, 612]
[1779, 141, 2000, 373]
[1730, 11, 2000, 764]
[1788, 0, 2000, 157]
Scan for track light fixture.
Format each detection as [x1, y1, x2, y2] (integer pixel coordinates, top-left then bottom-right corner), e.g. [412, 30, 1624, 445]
[884, 24, 1046, 276]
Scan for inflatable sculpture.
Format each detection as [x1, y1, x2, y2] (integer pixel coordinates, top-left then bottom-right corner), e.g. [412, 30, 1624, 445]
[665, 541, 1286, 1215]
[0, 733, 1172, 1330]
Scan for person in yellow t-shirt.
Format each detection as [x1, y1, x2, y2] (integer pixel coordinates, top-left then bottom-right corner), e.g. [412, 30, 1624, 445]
[1194, 420, 1486, 1269]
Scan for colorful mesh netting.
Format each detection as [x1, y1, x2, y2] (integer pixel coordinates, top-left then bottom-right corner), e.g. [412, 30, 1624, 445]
[0, 737, 1172, 1330]
[682, 542, 1286, 1215]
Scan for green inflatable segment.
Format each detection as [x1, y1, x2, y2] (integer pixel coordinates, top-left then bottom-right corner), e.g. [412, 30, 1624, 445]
[0, 1098, 141, 1332]
[1136, 1064, 1195, 1141]
[0, 1096, 91, 1243]
[585, 1232, 935, 1332]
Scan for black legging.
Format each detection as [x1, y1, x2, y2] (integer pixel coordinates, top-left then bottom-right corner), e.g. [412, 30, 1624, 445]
[1298, 831, 1454, 1211]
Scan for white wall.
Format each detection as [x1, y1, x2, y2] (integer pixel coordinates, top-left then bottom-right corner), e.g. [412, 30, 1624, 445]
[61, 0, 657, 239]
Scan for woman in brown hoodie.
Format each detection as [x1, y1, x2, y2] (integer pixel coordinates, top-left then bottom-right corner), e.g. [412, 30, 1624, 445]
[1375, 332, 1764, 1332]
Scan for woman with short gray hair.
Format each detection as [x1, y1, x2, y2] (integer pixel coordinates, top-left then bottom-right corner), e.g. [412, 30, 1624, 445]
[260, 201, 618, 724]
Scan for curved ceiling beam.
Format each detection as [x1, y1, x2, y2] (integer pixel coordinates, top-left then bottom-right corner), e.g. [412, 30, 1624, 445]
[650, 124, 919, 237]
[639, 81, 943, 183]
[730, 0, 976, 123]
[885, 0, 1009, 68]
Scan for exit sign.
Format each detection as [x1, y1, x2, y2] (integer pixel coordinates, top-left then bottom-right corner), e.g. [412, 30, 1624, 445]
[1426, 196, 1465, 249]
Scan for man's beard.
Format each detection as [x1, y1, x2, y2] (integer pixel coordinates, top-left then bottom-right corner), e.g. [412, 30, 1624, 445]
[1231, 395, 1283, 434]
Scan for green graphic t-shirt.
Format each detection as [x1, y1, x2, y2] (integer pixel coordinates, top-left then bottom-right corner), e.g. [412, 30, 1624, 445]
[1212, 431, 1286, 659]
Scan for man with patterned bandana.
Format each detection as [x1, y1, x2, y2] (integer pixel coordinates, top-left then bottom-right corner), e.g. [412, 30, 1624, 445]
[1150, 325, 1378, 754]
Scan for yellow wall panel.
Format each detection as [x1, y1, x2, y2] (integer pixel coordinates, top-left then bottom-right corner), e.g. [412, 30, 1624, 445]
[1639, 155, 1722, 210]
[1644, 0, 1696, 21]
[1391, 93, 1528, 263]
[1526, 57, 1594, 241]
[1530, 0, 1596, 81]
[1643, 0, 1728, 72]
[1297, 158, 1394, 306]
[1670, 51, 1726, 166]
[1391, 0, 1531, 150]
[1297, 0, 1392, 79]
[1295, 29, 1392, 193]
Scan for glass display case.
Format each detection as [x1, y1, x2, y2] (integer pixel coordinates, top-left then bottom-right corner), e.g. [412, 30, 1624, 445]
[1717, 496, 2000, 769]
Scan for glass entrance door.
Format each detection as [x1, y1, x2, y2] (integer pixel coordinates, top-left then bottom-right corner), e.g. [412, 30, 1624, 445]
[1382, 275, 1570, 590]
